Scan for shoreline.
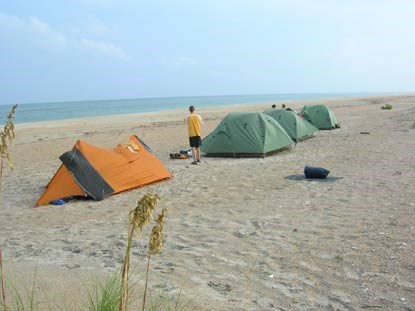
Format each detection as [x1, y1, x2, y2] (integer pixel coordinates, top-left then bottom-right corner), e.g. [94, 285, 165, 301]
[11, 92, 414, 129]
[14, 93, 413, 131]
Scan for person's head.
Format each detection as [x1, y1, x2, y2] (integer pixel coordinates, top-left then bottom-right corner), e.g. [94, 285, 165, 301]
[189, 105, 195, 113]
[271, 104, 276, 109]
[281, 103, 286, 108]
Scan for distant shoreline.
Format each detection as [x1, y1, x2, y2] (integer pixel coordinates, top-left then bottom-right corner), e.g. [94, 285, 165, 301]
[1, 92, 402, 124]
[14, 93, 414, 131]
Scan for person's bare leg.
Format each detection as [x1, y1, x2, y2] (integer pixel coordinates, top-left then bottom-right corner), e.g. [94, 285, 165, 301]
[196, 147, 201, 162]
[192, 147, 197, 162]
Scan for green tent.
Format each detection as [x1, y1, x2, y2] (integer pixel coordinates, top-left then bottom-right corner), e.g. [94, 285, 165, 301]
[263, 108, 319, 141]
[300, 105, 340, 130]
[201, 112, 294, 157]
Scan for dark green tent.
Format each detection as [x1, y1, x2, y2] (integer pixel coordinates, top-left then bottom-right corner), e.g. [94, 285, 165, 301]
[201, 112, 293, 157]
[264, 108, 319, 141]
[301, 105, 340, 130]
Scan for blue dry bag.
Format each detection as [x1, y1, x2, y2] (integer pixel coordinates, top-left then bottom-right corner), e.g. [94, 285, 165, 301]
[50, 199, 67, 205]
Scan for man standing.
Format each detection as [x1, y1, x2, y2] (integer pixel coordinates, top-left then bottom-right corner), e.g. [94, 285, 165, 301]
[185, 105, 202, 165]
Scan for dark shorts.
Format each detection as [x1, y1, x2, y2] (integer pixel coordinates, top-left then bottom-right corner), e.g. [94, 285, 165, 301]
[189, 136, 202, 148]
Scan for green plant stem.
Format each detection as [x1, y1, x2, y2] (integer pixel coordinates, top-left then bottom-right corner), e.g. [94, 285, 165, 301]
[0, 158, 3, 193]
[0, 248, 7, 310]
[174, 286, 183, 310]
[118, 224, 134, 311]
[142, 252, 151, 311]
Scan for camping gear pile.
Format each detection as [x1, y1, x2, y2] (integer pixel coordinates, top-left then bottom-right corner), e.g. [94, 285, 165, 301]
[170, 150, 191, 159]
[201, 104, 339, 158]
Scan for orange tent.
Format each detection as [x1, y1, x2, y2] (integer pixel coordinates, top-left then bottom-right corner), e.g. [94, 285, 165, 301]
[35, 135, 172, 206]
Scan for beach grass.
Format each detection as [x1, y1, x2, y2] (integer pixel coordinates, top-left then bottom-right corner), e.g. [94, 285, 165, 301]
[86, 274, 122, 311]
[119, 194, 161, 311]
[0, 105, 17, 190]
[4, 278, 41, 311]
[1, 105, 18, 311]
[381, 104, 392, 110]
[144, 289, 199, 311]
[0, 193, 196, 311]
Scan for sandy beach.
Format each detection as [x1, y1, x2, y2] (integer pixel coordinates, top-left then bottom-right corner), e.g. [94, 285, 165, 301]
[1, 95, 415, 310]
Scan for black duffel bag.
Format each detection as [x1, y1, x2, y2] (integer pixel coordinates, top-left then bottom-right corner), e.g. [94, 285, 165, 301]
[304, 166, 330, 179]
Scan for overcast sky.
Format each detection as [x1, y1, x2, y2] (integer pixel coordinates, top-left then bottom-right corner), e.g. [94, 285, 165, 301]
[1, 0, 414, 104]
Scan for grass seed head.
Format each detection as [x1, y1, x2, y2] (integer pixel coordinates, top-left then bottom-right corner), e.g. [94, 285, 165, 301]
[129, 193, 160, 234]
[0, 105, 17, 170]
[149, 208, 167, 255]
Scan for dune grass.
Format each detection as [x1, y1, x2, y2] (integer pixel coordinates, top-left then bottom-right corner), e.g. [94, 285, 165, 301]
[1, 105, 18, 311]
[0, 193, 187, 311]
[85, 274, 199, 311]
[119, 194, 162, 311]
[4, 279, 41, 311]
[0, 249, 7, 311]
[86, 274, 122, 311]
[381, 104, 393, 110]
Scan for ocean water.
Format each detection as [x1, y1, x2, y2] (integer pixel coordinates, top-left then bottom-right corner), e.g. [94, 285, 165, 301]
[0, 93, 374, 124]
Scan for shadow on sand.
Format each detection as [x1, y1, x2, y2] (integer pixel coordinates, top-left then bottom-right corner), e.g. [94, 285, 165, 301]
[284, 174, 344, 182]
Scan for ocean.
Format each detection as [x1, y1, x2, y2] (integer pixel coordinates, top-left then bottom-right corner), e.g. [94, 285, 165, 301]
[0, 93, 376, 124]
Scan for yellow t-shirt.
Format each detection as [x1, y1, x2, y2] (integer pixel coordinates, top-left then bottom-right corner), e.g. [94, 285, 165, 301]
[186, 114, 202, 137]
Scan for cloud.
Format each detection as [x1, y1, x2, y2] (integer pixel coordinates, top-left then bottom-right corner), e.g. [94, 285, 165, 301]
[79, 38, 128, 61]
[0, 12, 129, 61]
[30, 17, 68, 47]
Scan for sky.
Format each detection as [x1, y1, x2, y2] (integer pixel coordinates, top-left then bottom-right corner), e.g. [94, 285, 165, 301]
[0, 0, 415, 104]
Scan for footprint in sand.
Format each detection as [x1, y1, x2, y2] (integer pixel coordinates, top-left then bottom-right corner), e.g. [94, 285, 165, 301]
[234, 227, 257, 238]
[208, 281, 232, 295]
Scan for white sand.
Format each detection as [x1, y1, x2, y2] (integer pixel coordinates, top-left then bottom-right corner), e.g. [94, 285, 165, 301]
[1, 95, 415, 310]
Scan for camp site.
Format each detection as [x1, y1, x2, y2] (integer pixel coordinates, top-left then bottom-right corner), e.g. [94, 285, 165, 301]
[1, 94, 414, 310]
[4, 1, 415, 309]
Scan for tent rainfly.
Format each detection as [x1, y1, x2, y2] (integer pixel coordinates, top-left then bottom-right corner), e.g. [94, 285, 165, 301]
[264, 108, 319, 141]
[35, 135, 172, 206]
[201, 112, 294, 157]
[300, 104, 340, 130]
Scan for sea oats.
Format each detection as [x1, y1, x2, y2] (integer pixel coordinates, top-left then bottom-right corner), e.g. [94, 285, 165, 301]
[119, 193, 160, 311]
[149, 208, 167, 255]
[143, 208, 167, 310]
[129, 194, 160, 234]
[0, 105, 17, 170]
